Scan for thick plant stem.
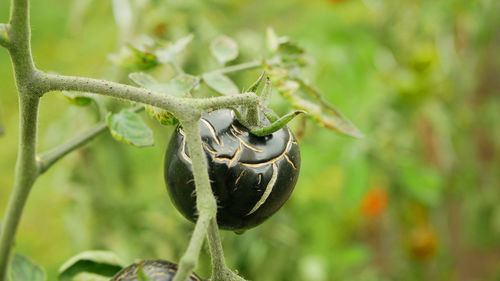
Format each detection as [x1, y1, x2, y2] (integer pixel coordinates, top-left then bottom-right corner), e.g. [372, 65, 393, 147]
[172, 119, 217, 281]
[41, 73, 259, 119]
[8, 0, 36, 85]
[0, 95, 40, 281]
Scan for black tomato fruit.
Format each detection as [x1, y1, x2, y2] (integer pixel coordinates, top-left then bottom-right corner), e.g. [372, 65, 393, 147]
[164, 109, 300, 231]
[111, 260, 202, 281]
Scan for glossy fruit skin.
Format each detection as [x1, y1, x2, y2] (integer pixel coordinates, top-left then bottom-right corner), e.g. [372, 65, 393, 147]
[110, 260, 202, 281]
[164, 109, 300, 231]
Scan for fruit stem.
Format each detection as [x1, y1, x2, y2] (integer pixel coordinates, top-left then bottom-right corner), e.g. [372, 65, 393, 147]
[172, 118, 217, 281]
[207, 219, 248, 281]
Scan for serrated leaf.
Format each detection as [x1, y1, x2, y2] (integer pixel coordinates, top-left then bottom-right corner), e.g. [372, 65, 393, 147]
[145, 106, 178, 126]
[210, 35, 238, 65]
[156, 34, 194, 63]
[106, 110, 154, 147]
[278, 79, 363, 138]
[10, 253, 45, 281]
[62, 91, 96, 106]
[58, 251, 125, 281]
[202, 73, 239, 96]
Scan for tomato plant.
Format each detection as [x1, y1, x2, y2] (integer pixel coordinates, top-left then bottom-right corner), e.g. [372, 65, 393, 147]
[0, 0, 362, 281]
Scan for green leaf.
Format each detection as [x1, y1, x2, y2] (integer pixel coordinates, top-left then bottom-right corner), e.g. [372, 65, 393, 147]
[202, 73, 239, 96]
[266, 27, 280, 52]
[10, 253, 45, 281]
[72, 272, 110, 281]
[259, 77, 272, 106]
[278, 41, 304, 58]
[277, 79, 364, 138]
[145, 106, 178, 126]
[62, 91, 96, 106]
[111, 0, 133, 35]
[246, 72, 265, 93]
[58, 251, 125, 281]
[129, 72, 168, 92]
[210, 35, 239, 65]
[129, 73, 198, 97]
[109, 44, 158, 71]
[156, 34, 194, 63]
[166, 74, 199, 96]
[400, 159, 442, 206]
[106, 110, 154, 147]
[136, 265, 153, 281]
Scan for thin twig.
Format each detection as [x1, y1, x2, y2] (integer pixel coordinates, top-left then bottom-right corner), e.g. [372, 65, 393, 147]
[38, 106, 144, 174]
[205, 60, 262, 75]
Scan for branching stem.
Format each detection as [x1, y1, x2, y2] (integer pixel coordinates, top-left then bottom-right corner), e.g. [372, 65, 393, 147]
[1, 0, 256, 281]
[0, 95, 40, 281]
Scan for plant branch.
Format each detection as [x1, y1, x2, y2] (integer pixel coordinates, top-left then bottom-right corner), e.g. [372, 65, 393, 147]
[172, 119, 217, 281]
[206, 60, 262, 75]
[207, 219, 247, 281]
[8, 0, 36, 84]
[40, 73, 259, 119]
[37, 106, 144, 174]
[0, 95, 40, 281]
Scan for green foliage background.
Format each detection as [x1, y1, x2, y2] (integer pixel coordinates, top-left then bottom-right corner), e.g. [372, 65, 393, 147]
[1, 0, 499, 280]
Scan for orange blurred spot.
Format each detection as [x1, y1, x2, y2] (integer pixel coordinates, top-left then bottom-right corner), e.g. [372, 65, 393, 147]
[408, 226, 438, 261]
[361, 187, 388, 219]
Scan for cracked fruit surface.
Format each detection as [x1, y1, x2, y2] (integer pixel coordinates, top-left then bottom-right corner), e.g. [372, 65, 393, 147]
[164, 109, 300, 231]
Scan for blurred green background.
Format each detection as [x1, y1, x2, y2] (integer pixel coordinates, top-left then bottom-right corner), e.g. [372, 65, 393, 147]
[1, 0, 499, 280]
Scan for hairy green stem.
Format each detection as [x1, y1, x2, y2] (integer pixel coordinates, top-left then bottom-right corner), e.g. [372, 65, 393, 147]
[172, 119, 217, 281]
[8, 0, 36, 85]
[246, 106, 260, 127]
[0, 95, 40, 281]
[41, 73, 258, 119]
[207, 219, 247, 281]
[1, 0, 257, 280]
[37, 106, 144, 174]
